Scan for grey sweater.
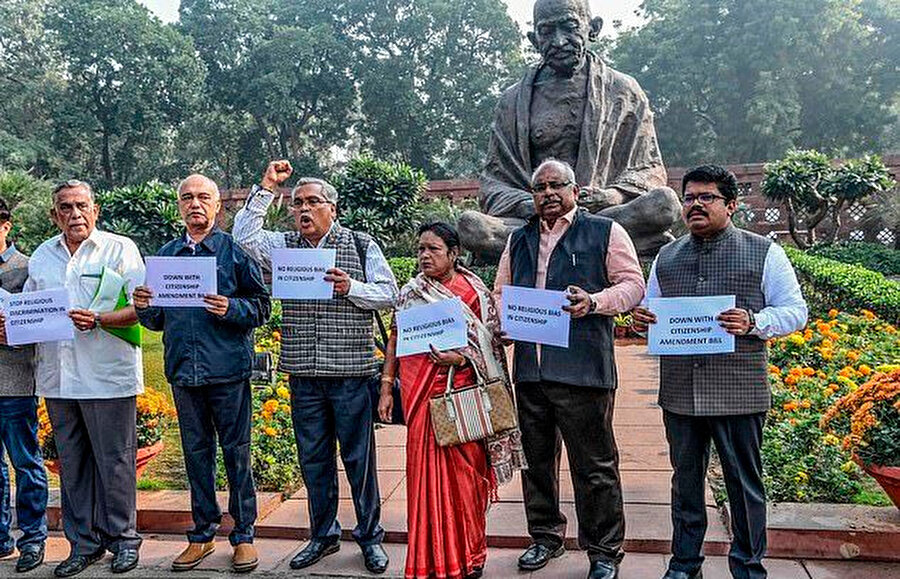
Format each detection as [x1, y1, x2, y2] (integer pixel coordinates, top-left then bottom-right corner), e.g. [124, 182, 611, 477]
[0, 247, 35, 397]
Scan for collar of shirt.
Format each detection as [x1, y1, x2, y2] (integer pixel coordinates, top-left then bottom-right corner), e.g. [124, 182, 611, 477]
[540, 206, 578, 234]
[0, 243, 17, 264]
[691, 222, 737, 246]
[175, 227, 224, 255]
[302, 221, 338, 248]
[55, 227, 103, 257]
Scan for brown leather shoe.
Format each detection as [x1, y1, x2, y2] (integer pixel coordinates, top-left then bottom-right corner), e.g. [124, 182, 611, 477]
[232, 544, 259, 574]
[171, 542, 215, 572]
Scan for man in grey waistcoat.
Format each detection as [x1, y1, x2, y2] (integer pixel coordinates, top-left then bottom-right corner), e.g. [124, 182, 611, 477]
[0, 198, 48, 574]
[233, 160, 398, 575]
[633, 165, 808, 579]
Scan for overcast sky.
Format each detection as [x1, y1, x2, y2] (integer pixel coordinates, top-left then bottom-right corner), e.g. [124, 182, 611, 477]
[138, 0, 644, 34]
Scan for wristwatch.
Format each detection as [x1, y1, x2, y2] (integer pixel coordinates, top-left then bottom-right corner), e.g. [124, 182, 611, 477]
[588, 296, 598, 314]
[746, 310, 756, 335]
[91, 312, 102, 330]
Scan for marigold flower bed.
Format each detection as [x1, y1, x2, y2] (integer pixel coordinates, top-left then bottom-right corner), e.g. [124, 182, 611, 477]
[764, 309, 899, 504]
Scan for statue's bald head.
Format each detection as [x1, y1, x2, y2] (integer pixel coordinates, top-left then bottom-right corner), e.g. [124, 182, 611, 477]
[533, 0, 592, 22]
[529, 0, 603, 75]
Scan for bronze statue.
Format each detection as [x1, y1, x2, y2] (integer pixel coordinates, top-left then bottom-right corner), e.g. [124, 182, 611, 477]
[459, 0, 681, 261]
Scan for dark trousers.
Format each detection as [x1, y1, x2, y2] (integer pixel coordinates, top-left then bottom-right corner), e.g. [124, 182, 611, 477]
[0, 397, 48, 552]
[45, 397, 141, 556]
[663, 410, 767, 579]
[173, 380, 256, 545]
[516, 381, 625, 564]
[289, 375, 383, 546]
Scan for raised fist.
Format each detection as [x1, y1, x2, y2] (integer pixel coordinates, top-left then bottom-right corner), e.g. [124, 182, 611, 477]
[261, 160, 293, 191]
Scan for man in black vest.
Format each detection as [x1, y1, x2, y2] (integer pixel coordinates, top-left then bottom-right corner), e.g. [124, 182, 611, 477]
[633, 165, 807, 579]
[494, 159, 646, 579]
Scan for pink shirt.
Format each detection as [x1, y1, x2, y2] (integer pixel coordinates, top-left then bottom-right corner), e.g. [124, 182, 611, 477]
[494, 208, 646, 315]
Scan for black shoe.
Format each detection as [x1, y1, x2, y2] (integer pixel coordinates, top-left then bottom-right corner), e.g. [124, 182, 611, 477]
[662, 569, 703, 579]
[54, 550, 104, 578]
[111, 548, 140, 574]
[362, 543, 389, 574]
[588, 560, 618, 579]
[289, 540, 339, 570]
[517, 543, 565, 571]
[16, 545, 45, 573]
[465, 566, 484, 579]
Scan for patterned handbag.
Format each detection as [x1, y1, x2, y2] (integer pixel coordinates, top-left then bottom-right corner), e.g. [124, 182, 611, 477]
[429, 362, 518, 447]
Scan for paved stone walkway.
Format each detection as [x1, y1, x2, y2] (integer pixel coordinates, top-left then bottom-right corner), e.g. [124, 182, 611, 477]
[2, 534, 898, 578]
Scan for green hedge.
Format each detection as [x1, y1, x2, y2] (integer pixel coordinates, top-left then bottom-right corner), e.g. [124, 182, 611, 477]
[784, 246, 900, 323]
[808, 242, 900, 277]
[387, 258, 497, 291]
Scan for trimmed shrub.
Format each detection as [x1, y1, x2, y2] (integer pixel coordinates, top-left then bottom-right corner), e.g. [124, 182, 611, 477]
[809, 242, 900, 277]
[95, 181, 182, 256]
[784, 246, 900, 324]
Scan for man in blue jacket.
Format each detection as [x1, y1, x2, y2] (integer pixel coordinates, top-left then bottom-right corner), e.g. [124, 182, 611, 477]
[133, 174, 270, 574]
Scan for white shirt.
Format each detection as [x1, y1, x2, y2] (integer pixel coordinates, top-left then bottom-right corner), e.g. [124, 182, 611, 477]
[26, 229, 146, 399]
[645, 241, 808, 340]
[232, 186, 398, 310]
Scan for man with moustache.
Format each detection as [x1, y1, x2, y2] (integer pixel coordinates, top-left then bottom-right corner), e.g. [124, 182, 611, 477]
[233, 161, 398, 574]
[633, 165, 807, 579]
[459, 0, 681, 261]
[494, 159, 646, 579]
[133, 174, 270, 573]
[22, 180, 145, 577]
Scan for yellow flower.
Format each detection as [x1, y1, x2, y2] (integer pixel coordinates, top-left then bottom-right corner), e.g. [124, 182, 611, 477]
[828, 309, 839, 319]
[263, 399, 280, 413]
[795, 471, 809, 483]
[276, 386, 290, 400]
[264, 426, 277, 437]
[858, 364, 872, 376]
[847, 350, 861, 362]
[823, 434, 840, 446]
[861, 309, 876, 320]
[788, 333, 806, 346]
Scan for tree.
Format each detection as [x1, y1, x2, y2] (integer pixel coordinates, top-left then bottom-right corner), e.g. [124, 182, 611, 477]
[611, 0, 899, 166]
[343, 0, 525, 178]
[761, 150, 896, 248]
[45, 0, 206, 187]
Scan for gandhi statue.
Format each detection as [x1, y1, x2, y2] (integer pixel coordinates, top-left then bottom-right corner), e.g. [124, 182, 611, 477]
[458, 0, 682, 262]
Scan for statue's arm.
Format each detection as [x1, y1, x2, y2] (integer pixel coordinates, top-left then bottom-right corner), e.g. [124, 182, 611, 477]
[606, 84, 669, 199]
[479, 87, 535, 220]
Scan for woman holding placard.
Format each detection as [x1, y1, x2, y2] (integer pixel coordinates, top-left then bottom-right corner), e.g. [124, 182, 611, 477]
[378, 222, 525, 579]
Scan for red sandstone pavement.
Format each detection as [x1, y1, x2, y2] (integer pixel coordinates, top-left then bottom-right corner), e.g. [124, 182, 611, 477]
[2, 534, 899, 578]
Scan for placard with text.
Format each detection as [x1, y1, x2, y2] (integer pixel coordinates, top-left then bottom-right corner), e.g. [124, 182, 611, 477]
[500, 286, 571, 348]
[145, 256, 218, 307]
[271, 248, 336, 300]
[647, 295, 736, 355]
[395, 298, 468, 357]
[5, 288, 74, 345]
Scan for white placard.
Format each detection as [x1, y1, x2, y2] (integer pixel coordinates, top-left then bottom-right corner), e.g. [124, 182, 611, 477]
[5, 288, 74, 346]
[647, 295, 736, 355]
[271, 248, 336, 300]
[395, 298, 468, 357]
[500, 286, 571, 348]
[145, 256, 218, 307]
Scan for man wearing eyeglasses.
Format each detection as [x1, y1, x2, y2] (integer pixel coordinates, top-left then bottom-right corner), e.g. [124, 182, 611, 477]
[233, 161, 398, 574]
[632, 165, 807, 579]
[494, 159, 645, 579]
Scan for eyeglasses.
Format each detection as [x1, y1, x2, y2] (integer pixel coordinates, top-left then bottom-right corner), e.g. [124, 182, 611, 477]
[291, 197, 330, 209]
[682, 193, 727, 206]
[531, 180, 572, 194]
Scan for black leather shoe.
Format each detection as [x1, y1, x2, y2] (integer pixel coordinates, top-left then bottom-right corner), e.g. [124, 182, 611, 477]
[16, 545, 45, 573]
[111, 548, 139, 574]
[662, 569, 703, 579]
[289, 540, 339, 570]
[361, 543, 389, 574]
[54, 550, 104, 578]
[517, 543, 565, 570]
[588, 560, 618, 579]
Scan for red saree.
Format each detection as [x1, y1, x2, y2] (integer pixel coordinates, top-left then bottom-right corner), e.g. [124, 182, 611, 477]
[400, 273, 491, 579]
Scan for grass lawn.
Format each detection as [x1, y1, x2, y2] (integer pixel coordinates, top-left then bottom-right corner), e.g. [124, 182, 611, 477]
[136, 330, 188, 490]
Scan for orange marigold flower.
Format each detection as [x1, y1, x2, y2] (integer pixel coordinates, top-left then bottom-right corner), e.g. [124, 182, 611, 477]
[858, 365, 872, 376]
[847, 351, 860, 362]
[784, 375, 798, 386]
[768, 365, 782, 376]
[802, 367, 816, 377]
[860, 309, 876, 320]
[263, 399, 279, 413]
[264, 426, 277, 437]
[828, 309, 839, 319]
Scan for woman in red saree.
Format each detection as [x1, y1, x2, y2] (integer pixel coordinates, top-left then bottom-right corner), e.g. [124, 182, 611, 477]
[379, 222, 526, 579]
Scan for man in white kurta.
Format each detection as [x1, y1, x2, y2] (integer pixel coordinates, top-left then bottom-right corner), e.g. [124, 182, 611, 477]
[26, 180, 145, 577]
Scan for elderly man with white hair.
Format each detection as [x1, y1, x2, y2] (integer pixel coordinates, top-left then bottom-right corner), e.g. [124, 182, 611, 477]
[233, 161, 397, 575]
[22, 179, 145, 577]
[494, 159, 646, 579]
[133, 174, 270, 574]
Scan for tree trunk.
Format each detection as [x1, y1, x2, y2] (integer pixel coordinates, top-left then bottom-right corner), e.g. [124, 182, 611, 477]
[785, 198, 808, 250]
[101, 128, 113, 185]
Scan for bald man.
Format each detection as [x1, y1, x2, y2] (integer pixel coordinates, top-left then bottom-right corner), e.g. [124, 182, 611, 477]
[134, 175, 271, 574]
